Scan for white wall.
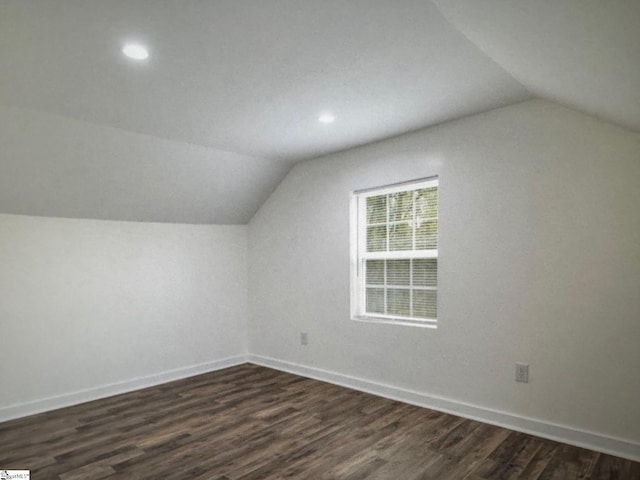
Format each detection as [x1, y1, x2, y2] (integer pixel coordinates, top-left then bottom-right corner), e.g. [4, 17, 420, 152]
[248, 100, 640, 448]
[1, 98, 638, 458]
[0, 214, 247, 415]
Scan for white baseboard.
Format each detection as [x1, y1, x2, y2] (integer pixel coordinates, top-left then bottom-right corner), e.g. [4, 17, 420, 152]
[247, 354, 640, 462]
[0, 355, 248, 423]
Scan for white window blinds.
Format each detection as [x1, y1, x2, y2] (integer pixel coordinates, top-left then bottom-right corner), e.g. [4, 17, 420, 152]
[351, 177, 438, 326]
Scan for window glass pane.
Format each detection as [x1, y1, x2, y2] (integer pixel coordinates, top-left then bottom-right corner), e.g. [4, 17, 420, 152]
[389, 191, 413, 223]
[366, 288, 384, 314]
[413, 259, 437, 287]
[413, 290, 437, 318]
[386, 259, 410, 286]
[415, 220, 437, 250]
[387, 288, 410, 317]
[367, 195, 387, 224]
[415, 187, 438, 220]
[355, 179, 438, 323]
[367, 225, 387, 252]
[389, 223, 413, 251]
[366, 260, 384, 285]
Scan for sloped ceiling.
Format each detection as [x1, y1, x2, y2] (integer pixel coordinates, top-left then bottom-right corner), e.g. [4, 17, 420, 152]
[432, 0, 640, 133]
[0, 1, 636, 224]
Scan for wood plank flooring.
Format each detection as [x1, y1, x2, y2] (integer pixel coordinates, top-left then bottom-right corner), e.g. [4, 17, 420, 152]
[1, 364, 638, 479]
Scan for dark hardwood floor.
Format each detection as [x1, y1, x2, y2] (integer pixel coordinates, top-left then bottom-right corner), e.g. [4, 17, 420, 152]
[1, 364, 638, 479]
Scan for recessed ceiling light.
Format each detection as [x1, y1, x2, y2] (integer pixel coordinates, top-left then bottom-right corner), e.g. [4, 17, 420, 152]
[318, 113, 336, 124]
[122, 44, 149, 60]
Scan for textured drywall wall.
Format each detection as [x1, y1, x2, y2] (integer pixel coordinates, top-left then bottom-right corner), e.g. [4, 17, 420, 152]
[249, 99, 640, 444]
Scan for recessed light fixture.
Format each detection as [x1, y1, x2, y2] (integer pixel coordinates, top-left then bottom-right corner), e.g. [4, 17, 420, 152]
[318, 113, 336, 124]
[122, 44, 149, 60]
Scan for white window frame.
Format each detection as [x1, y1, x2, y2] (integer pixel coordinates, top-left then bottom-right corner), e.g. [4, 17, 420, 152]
[350, 177, 438, 328]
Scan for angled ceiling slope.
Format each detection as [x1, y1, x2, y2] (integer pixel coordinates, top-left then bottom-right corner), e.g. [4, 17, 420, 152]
[1, 1, 637, 224]
[432, 0, 640, 134]
[0, 0, 528, 161]
[0, 107, 292, 225]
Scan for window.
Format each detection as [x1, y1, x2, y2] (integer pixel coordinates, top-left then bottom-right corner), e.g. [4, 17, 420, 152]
[350, 177, 438, 327]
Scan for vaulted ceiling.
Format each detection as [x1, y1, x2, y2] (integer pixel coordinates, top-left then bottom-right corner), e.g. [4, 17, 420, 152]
[1, 1, 638, 224]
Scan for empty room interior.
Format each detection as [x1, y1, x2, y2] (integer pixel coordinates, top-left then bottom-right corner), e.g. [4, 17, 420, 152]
[1, 1, 639, 479]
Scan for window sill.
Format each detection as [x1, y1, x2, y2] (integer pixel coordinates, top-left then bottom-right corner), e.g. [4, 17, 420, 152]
[350, 315, 437, 329]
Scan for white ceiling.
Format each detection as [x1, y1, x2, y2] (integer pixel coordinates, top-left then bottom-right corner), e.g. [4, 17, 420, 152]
[0, 106, 291, 224]
[432, 0, 640, 133]
[0, 1, 637, 224]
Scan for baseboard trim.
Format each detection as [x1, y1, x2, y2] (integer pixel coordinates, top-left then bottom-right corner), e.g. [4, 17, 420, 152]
[247, 354, 640, 462]
[0, 354, 248, 423]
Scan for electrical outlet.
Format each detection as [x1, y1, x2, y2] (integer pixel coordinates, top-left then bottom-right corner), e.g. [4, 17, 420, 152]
[300, 332, 308, 346]
[515, 363, 529, 383]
